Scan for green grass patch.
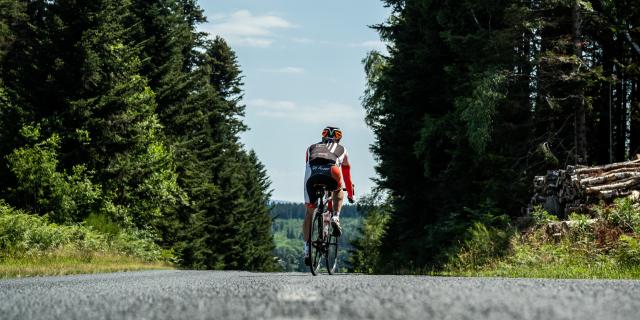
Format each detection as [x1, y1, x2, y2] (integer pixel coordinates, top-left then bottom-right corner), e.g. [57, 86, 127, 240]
[0, 201, 173, 279]
[0, 250, 172, 279]
[440, 201, 640, 279]
[441, 237, 640, 279]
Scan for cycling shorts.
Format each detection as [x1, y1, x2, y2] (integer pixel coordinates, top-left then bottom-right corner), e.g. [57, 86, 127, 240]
[304, 164, 342, 208]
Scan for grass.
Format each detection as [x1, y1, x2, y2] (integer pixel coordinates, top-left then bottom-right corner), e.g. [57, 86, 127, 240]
[0, 202, 173, 279]
[440, 239, 640, 279]
[0, 251, 172, 279]
[439, 200, 640, 279]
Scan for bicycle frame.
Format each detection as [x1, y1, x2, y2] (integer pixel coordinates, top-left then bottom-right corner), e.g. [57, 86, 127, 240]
[308, 186, 339, 275]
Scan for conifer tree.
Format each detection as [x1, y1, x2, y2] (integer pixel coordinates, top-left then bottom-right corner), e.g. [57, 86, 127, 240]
[0, 0, 277, 271]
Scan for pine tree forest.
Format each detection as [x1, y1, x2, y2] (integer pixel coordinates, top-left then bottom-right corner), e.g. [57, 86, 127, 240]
[362, 0, 640, 271]
[0, 0, 276, 271]
[2, 0, 640, 275]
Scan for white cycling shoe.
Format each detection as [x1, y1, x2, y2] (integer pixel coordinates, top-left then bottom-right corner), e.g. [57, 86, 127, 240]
[330, 216, 342, 237]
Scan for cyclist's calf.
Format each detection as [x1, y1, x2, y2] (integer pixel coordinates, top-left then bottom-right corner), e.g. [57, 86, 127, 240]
[302, 206, 315, 242]
[332, 189, 344, 216]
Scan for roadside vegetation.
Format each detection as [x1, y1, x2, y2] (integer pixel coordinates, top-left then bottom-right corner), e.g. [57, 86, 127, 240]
[350, 198, 640, 279]
[442, 199, 640, 279]
[0, 201, 170, 278]
[355, 0, 640, 276]
[0, 0, 276, 276]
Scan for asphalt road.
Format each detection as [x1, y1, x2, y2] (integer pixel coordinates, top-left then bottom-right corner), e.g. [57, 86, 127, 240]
[1, 270, 639, 320]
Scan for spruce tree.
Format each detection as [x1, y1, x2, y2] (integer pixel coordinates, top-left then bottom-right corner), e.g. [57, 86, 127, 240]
[0, 0, 277, 271]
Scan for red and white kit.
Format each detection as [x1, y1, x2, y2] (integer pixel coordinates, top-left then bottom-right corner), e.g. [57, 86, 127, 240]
[303, 141, 354, 208]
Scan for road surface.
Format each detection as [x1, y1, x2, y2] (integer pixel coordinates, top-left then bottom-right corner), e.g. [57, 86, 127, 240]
[1, 270, 639, 319]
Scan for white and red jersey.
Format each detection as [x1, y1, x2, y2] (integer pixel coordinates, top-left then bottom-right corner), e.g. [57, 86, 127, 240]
[304, 141, 354, 199]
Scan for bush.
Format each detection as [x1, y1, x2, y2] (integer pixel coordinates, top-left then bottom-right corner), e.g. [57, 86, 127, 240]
[0, 201, 164, 261]
[567, 213, 593, 242]
[348, 194, 391, 274]
[532, 205, 558, 225]
[616, 235, 640, 266]
[6, 125, 102, 223]
[602, 198, 640, 233]
[446, 222, 513, 271]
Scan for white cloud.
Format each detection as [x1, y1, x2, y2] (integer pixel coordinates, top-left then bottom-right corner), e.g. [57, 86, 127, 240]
[202, 10, 294, 47]
[236, 38, 273, 48]
[247, 99, 361, 124]
[350, 40, 387, 51]
[208, 13, 226, 21]
[290, 38, 387, 53]
[259, 67, 305, 74]
[248, 99, 297, 111]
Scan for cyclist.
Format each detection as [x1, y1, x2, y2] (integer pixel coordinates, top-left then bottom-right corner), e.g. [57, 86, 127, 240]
[302, 126, 354, 265]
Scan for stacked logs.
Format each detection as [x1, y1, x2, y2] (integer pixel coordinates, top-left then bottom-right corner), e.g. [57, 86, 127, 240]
[530, 158, 640, 216]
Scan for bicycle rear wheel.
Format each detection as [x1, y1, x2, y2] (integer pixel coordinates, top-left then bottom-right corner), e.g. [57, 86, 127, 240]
[326, 233, 339, 274]
[308, 211, 323, 276]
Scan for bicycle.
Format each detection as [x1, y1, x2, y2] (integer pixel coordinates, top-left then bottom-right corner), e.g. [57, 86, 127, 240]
[307, 185, 339, 276]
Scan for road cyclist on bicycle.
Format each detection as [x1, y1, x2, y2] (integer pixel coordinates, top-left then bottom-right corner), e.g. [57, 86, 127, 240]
[302, 126, 354, 266]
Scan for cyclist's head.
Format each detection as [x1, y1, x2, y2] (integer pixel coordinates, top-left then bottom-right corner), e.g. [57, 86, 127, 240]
[321, 126, 342, 143]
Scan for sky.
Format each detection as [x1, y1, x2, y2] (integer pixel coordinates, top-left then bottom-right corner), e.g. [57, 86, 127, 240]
[198, 1, 391, 202]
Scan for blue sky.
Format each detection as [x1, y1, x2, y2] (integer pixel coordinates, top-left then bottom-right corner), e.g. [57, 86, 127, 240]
[198, 1, 390, 202]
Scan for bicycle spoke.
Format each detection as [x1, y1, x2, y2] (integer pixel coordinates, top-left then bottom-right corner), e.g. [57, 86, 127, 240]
[326, 234, 339, 274]
[309, 212, 324, 276]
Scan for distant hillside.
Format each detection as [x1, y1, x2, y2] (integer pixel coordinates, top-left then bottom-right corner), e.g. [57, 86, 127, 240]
[272, 217, 362, 272]
[270, 200, 295, 205]
[270, 202, 360, 219]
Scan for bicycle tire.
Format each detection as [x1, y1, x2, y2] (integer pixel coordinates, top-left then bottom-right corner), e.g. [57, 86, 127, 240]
[326, 233, 339, 274]
[308, 210, 323, 276]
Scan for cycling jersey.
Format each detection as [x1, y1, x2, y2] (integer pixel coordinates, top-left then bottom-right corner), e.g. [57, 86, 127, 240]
[304, 141, 353, 208]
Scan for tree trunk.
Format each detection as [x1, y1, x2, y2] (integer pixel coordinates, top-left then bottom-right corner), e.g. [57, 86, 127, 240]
[573, 0, 587, 164]
[630, 80, 640, 156]
[615, 64, 625, 161]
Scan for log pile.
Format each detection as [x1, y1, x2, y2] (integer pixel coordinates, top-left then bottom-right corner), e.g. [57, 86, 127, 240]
[530, 158, 640, 216]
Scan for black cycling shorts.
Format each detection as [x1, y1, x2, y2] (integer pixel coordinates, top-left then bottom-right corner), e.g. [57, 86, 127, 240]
[304, 164, 342, 207]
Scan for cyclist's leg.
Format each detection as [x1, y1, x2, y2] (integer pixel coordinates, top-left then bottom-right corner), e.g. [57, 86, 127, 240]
[332, 188, 344, 216]
[302, 205, 314, 242]
[302, 165, 315, 243]
[330, 165, 344, 216]
[303, 171, 322, 242]
[302, 179, 317, 265]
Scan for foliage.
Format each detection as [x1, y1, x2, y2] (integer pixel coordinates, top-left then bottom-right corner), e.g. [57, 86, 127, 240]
[0, 0, 276, 272]
[271, 202, 360, 219]
[360, 0, 640, 273]
[349, 194, 391, 274]
[457, 70, 508, 154]
[0, 201, 164, 261]
[443, 200, 640, 279]
[6, 126, 103, 223]
[273, 217, 362, 272]
[446, 222, 514, 272]
[532, 206, 559, 225]
[616, 235, 640, 267]
[1, 254, 171, 279]
[601, 198, 640, 233]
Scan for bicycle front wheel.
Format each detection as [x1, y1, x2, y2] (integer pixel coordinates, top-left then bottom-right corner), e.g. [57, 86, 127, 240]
[308, 212, 323, 276]
[326, 233, 339, 274]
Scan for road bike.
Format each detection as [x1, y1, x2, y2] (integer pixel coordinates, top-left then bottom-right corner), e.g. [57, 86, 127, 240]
[307, 185, 339, 276]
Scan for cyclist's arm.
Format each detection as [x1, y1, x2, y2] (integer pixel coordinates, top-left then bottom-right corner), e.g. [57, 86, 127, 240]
[341, 152, 354, 199]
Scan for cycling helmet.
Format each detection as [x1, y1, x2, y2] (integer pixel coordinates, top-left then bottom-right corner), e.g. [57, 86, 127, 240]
[321, 126, 342, 142]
